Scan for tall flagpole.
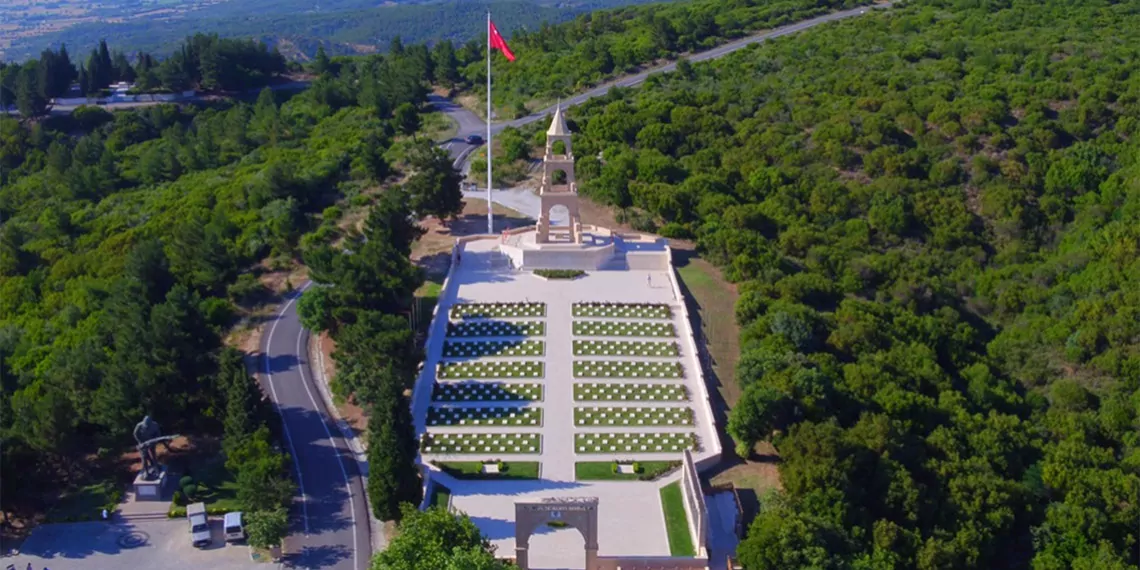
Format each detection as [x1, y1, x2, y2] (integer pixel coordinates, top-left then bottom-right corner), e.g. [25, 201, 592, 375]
[486, 11, 494, 234]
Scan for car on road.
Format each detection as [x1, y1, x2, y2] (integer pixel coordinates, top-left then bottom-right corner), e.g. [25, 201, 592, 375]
[187, 502, 211, 547]
[224, 511, 245, 542]
[465, 134, 484, 145]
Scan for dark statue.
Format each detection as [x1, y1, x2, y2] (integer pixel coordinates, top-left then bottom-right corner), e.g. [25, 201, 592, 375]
[133, 415, 176, 481]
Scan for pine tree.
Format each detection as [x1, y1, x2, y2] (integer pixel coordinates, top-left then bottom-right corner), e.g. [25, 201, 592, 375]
[219, 347, 260, 446]
[98, 40, 113, 82]
[56, 44, 75, 93]
[15, 65, 47, 117]
[313, 45, 331, 76]
[366, 366, 421, 520]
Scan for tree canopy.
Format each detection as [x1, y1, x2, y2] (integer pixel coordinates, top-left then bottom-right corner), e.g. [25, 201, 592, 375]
[564, 0, 1140, 567]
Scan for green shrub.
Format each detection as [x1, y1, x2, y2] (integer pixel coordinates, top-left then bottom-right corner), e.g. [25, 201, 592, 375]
[228, 273, 267, 304]
[180, 476, 194, 488]
[535, 269, 585, 279]
[658, 222, 693, 239]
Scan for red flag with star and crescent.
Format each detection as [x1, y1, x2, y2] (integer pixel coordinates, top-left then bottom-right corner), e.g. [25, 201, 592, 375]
[489, 20, 516, 62]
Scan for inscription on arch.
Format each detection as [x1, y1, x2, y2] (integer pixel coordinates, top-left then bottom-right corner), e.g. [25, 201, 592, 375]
[515, 498, 600, 570]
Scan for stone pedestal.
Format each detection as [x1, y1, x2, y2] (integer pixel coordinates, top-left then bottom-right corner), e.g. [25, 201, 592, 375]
[133, 467, 170, 501]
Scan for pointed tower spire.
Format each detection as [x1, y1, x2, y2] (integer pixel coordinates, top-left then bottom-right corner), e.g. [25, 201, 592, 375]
[547, 100, 569, 137]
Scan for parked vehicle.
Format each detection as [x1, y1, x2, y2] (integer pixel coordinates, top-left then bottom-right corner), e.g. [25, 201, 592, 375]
[224, 511, 245, 542]
[187, 502, 211, 547]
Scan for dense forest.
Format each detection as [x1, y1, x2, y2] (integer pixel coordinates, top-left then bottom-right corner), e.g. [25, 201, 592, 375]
[0, 44, 443, 521]
[2, 0, 663, 63]
[470, 0, 871, 115]
[566, 0, 1140, 567]
[0, 34, 287, 118]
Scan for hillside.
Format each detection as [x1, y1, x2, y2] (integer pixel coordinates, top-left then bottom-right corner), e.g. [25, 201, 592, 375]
[1, 0, 662, 62]
[566, 0, 1140, 567]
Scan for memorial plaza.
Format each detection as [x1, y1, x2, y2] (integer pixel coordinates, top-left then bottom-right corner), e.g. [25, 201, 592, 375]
[408, 109, 728, 570]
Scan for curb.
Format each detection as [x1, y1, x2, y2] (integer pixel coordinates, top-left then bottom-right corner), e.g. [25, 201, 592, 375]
[307, 333, 387, 551]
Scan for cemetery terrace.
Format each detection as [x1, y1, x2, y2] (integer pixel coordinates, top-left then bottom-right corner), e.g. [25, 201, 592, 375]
[573, 339, 679, 357]
[574, 407, 694, 426]
[572, 320, 676, 337]
[573, 360, 684, 378]
[427, 406, 543, 427]
[574, 382, 688, 401]
[446, 320, 546, 337]
[443, 340, 545, 358]
[431, 381, 543, 402]
[572, 302, 672, 319]
[421, 432, 542, 455]
[574, 432, 699, 454]
[437, 360, 545, 379]
[450, 302, 546, 319]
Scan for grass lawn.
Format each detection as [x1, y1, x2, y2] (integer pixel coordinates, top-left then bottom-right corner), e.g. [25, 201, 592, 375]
[435, 461, 541, 480]
[45, 480, 122, 522]
[430, 484, 452, 509]
[659, 482, 696, 556]
[188, 458, 243, 512]
[575, 461, 680, 481]
[675, 258, 740, 407]
[414, 278, 444, 335]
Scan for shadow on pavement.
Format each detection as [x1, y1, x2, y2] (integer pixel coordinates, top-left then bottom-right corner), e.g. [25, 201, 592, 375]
[283, 543, 351, 568]
[18, 521, 142, 559]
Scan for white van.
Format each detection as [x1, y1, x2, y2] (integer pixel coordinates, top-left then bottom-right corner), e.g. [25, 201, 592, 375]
[186, 502, 211, 547]
[224, 511, 245, 542]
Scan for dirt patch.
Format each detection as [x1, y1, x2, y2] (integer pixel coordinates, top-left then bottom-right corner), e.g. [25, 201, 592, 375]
[412, 197, 533, 277]
[708, 442, 782, 526]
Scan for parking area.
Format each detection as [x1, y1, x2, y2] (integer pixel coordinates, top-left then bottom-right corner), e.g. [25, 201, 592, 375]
[7, 518, 267, 570]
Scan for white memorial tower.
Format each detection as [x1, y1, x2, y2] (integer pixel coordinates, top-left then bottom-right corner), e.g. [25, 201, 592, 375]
[535, 104, 583, 244]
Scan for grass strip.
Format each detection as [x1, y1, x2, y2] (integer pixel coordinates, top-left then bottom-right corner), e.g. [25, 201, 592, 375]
[575, 461, 681, 481]
[435, 461, 541, 480]
[660, 482, 696, 556]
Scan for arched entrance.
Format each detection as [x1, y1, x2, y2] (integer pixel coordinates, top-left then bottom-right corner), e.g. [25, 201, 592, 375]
[515, 497, 599, 570]
[549, 204, 571, 226]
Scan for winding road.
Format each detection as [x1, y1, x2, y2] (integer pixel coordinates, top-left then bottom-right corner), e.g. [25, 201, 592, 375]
[261, 287, 371, 570]
[258, 3, 888, 568]
[435, 2, 889, 169]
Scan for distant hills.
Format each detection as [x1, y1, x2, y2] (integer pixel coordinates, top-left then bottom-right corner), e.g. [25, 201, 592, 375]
[2, 0, 662, 62]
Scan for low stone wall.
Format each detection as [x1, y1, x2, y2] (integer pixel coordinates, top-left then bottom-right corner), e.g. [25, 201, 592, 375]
[512, 243, 617, 270]
[627, 251, 671, 270]
[680, 450, 709, 554]
[593, 555, 709, 570]
[664, 246, 724, 471]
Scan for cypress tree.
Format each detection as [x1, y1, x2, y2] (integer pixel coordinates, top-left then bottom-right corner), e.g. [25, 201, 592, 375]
[219, 347, 260, 446]
[366, 366, 421, 520]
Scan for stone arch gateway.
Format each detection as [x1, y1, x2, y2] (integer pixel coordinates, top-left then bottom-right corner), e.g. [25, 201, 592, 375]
[515, 497, 600, 570]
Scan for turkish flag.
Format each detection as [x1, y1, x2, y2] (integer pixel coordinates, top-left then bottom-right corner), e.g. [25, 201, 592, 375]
[489, 20, 516, 62]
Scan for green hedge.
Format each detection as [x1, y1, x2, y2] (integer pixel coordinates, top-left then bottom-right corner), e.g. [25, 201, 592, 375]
[167, 505, 230, 518]
[535, 269, 585, 279]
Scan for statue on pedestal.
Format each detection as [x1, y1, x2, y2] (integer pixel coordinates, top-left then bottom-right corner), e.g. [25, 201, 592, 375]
[133, 415, 176, 481]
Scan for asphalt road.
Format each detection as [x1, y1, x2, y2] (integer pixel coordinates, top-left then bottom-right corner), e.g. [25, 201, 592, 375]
[433, 2, 890, 170]
[261, 288, 371, 570]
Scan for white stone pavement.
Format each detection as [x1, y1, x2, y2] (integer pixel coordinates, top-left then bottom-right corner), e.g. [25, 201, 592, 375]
[411, 238, 720, 568]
